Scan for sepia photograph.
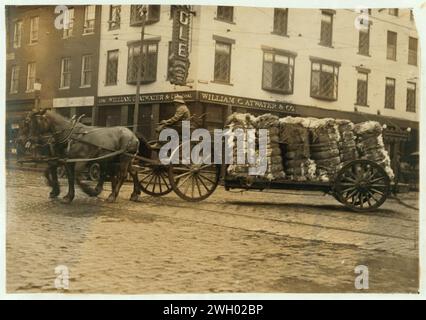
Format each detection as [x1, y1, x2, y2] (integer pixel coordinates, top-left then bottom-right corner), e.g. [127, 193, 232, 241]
[2, 1, 422, 298]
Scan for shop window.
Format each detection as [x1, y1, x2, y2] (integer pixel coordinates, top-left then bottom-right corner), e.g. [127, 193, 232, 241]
[385, 77, 395, 109]
[127, 41, 158, 84]
[310, 58, 340, 101]
[262, 49, 295, 94]
[76, 107, 93, 125]
[55, 107, 71, 118]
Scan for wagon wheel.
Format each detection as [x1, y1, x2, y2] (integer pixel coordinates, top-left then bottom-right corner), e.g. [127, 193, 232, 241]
[334, 159, 390, 212]
[168, 163, 220, 202]
[138, 165, 173, 197]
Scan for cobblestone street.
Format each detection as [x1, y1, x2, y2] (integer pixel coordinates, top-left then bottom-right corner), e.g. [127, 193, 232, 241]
[6, 169, 419, 294]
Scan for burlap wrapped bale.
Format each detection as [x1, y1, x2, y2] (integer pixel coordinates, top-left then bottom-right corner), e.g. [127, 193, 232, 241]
[279, 117, 316, 181]
[256, 114, 285, 180]
[309, 118, 342, 182]
[354, 121, 394, 179]
[336, 119, 358, 163]
[225, 112, 257, 178]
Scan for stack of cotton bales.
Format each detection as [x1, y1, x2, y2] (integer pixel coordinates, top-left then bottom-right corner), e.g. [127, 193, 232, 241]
[354, 121, 394, 179]
[255, 114, 285, 180]
[309, 118, 342, 182]
[336, 119, 358, 163]
[279, 117, 316, 181]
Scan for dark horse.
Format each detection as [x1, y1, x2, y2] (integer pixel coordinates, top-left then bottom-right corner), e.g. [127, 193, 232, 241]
[23, 109, 141, 203]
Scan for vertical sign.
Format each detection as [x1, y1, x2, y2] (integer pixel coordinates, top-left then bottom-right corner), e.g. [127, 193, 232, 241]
[169, 5, 191, 86]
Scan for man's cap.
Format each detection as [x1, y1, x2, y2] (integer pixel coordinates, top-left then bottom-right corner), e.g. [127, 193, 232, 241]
[173, 95, 185, 104]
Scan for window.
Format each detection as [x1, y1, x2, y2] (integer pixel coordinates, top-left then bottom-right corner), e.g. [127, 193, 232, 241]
[13, 20, 22, 48]
[109, 5, 121, 30]
[106, 50, 119, 85]
[29, 16, 39, 44]
[388, 9, 399, 16]
[385, 77, 395, 109]
[26, 62, 36, 92]
[83, 5, 96, 34]
[310, 58, 340, 101]
[319, 11, 333, 47]
[356, 71, 369, 106]
[387, 31, 397, 60]
[273, 8, 288, 36]
[59, 57, 71, 89]
[262, 50, 295, 94]
[358, 24, 370, 55]
[408, 37, 418, 66]
[81, 55, 92, 87]
[63, 8, 74, 38]
[10, 65, 20, 93]
[406, 82, 416, 112]
[130, 5, 160, 26]
[127, 41, 158, 84]
[410, 9, 414, 21]
[214, 41, 232, 83]
[216, 6, 234, 22]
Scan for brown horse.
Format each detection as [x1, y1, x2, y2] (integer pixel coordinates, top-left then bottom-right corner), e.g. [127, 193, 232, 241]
[25, 109, 141, 203]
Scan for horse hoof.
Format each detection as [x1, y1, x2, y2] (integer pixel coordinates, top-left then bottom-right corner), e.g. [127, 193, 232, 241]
[106, 195, 116, 203]
[49, 193, 59, 199]
[61, 196, 73, 204]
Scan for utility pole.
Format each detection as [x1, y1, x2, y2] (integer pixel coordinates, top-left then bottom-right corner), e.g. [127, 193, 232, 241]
[133, 5, 148, 134]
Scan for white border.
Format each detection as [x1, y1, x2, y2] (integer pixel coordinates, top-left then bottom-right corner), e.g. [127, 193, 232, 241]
[0, 0, 424, 300]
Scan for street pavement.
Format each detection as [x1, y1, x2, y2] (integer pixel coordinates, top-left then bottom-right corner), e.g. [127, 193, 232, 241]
[6, 169, 419, 293]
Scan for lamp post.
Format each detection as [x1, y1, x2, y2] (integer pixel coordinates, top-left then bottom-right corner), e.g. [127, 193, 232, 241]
[133, 5, 148, 134]
[33, 81, 42, 111]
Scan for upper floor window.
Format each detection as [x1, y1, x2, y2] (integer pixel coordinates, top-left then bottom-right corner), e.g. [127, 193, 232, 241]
[319, 10, 334, 47]
[384, 77, 395, 109]
[386, 31, 397, 60]
[81, 55, 92, 87]
[273, 8, 288, 36]
[29, 16, 39, 44]
[60, 57, 71, 89]
[356, 70, 369, 106]
[358, 23, 370, 56]
[310, 58, 340, 101]
[106, 50, 119, 85]
[109, 5, 121, 30]
[410, 9, 414, 21]
[406, 82, 416, 112]
[26, 62, 36, 92]
[214, 41, 232, 83]
[127, 41, 158, 84]
[216, 6, 234, 23]
[10, 65, 20, 94]
[388, 9, 399, 16]
[83, 5, 96, 34]
[130, 5, 160, 26]
[13, 20, 22, 48]
[63, 8, 74, 38]
[262, 49, 295, 94]
[408, 37, 418, 66]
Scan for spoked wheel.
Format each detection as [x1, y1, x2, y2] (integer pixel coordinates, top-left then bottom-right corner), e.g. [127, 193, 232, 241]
[334, 159, 391, 212]
[88, 162, 101, 181]
[138, 165, 173, 197]
[168, 163, 220, 202]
